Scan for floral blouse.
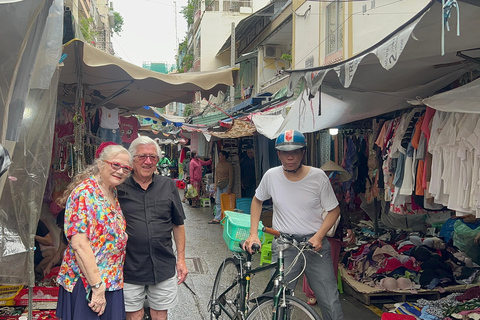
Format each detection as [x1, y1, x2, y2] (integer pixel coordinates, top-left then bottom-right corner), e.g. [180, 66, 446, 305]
[56, 176, 128, 292]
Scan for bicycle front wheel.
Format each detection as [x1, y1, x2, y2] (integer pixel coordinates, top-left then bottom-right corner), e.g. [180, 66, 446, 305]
[246, 295, 321, 320]
[210, 257, 244, 319]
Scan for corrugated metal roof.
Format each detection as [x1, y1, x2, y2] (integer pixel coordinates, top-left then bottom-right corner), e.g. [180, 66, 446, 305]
[191, 112, 226, 126]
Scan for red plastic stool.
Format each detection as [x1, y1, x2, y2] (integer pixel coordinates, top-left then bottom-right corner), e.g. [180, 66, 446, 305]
[176, 180, 186, 189]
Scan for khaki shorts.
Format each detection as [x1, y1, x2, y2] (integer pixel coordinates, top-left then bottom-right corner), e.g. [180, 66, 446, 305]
[124, 276, 178, 312]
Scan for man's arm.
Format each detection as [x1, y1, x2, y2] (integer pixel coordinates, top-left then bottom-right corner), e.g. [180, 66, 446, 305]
[243, 196, 263, 253]
[309, 206, 340, 252]
[172, 224, 188, 284]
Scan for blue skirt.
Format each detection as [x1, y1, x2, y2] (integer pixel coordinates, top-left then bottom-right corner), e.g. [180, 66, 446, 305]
[56, 281, 126, 320]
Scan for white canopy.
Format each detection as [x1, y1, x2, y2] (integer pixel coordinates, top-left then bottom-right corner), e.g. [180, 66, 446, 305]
[282, 0, 480, 132]
[59, 39, 238, 111]
[420, 77, 480, 113]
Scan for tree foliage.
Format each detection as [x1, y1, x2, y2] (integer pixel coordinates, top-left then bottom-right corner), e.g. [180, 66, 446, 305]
[113, 12, 124, 35]
[80, 17, 98, 44]
[180, 0, 198, 26]
[176, 36, 194, 73]
[183, 104, 194, 117]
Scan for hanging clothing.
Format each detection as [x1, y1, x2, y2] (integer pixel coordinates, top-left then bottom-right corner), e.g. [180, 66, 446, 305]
[119, 116, 140, 144]
[100, 106, 120, 129]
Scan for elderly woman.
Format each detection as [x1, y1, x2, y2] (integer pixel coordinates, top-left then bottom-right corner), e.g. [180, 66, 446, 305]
[56, 143, 132, 320]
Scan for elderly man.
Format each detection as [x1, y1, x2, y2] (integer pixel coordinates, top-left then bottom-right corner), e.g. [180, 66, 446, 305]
[117, 136, 187, 320]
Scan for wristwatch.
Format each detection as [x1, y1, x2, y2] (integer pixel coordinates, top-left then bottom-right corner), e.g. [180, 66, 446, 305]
[91, 282, 102, 289]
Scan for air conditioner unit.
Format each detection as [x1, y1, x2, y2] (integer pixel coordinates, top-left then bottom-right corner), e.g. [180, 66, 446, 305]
[263, 46, 280, 59]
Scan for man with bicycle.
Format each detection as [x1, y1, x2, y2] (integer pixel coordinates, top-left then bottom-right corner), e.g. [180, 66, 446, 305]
[244, 129, 344, 320]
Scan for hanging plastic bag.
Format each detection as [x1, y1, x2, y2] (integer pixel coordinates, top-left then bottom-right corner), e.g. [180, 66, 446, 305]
[453, 220, 480, 265]
[185, 185, 198, 199]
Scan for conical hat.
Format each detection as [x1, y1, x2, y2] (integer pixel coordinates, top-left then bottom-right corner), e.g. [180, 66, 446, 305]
[320, 161, 352, 182]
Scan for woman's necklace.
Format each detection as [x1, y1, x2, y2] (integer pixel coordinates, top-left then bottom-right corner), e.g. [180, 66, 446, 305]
[98, 180, 115, 206]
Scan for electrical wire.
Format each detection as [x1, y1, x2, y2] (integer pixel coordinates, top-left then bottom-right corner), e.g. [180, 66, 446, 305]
[293, 0, 406, 69]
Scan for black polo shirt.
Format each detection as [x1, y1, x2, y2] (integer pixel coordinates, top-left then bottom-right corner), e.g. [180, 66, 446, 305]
[117, 174, 185, 285]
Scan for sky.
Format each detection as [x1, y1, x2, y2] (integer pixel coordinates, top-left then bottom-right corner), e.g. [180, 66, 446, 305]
[111, 0, 189, 67]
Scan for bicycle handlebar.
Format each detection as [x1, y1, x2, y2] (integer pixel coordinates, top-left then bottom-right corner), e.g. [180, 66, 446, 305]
[239, 240, 260, 253]
[262, 227, 280, 237]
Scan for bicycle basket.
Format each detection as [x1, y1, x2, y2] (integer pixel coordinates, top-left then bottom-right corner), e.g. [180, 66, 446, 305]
[222, 211, 264, 252]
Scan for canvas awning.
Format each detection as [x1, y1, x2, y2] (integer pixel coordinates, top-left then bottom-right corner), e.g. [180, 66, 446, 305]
[417, 76, 480, 113]
[283, 0, 480, 133]
[59, 39, 238, 111]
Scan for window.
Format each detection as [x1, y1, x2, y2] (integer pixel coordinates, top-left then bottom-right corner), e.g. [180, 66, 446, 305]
[326, 1, 344, 55]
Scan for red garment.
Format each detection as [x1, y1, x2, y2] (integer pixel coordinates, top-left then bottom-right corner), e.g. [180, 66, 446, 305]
[397, 244, 414, 254]
[381, 313, 416, 320]
[95, 141, 117, 159]
[119, 116, 140, 143]
[189, 157, 212, 183]
[377, 257, 421, 274]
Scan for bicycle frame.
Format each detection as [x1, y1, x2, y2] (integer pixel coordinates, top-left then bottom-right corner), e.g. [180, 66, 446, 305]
[214, 239, 293, 319]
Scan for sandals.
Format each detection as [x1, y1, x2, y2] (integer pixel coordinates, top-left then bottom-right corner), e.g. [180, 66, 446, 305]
[307, 298, 317, 306]
[208, 220, 220, 224]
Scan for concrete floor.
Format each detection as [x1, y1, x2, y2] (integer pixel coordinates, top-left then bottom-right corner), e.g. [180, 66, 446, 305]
[168, 201, 382, 319]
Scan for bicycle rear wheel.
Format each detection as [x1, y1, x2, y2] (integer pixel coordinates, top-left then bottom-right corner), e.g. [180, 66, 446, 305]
[210, 257, 244, 319]
[245, 295, 321, 320]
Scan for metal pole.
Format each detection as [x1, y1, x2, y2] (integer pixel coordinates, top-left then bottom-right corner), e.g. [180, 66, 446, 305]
[230, 22, 235, 108]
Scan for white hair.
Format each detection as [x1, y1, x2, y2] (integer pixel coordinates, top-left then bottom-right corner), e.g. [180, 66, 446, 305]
[129, 136, 161, 156]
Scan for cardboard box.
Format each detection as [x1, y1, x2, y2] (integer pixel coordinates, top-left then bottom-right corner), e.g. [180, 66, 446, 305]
[261, 211, 273, 228]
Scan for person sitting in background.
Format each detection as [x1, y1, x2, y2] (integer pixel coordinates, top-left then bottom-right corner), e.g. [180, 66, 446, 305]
[209, 150, 233, 224]
[189, 150, 212, 208]
[56, 142, 132, 319]
[34, 219, 54, 281]
[41, 209, 68, 278]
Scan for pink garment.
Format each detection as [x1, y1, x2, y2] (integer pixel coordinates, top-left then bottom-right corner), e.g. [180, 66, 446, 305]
[119, 116, 140, 143]
[189, 157, 212, 183]
[302, 237, 342, 299]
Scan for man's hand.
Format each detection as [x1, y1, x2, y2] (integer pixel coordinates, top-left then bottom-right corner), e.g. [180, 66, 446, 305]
[176, 259, 188, 285]
[242, 234, 261, 254]
[308, 235, 324, 252]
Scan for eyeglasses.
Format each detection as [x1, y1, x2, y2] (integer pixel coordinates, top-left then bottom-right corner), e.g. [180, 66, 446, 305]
[134, 154, 159, 162]
[103, 160, 133, 174]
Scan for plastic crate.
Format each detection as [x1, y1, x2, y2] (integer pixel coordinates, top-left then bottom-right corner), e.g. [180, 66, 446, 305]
[222, 211, 264, 252]
[0, 285, 23, 306]
[236, 198, 253, 214]
[14, 287, 59, 306]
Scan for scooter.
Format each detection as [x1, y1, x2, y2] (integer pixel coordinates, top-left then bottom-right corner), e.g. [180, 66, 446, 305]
[158, 163, 171, 177]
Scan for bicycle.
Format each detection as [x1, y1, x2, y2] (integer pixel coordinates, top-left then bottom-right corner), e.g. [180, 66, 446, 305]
[209, 226, 321, 320]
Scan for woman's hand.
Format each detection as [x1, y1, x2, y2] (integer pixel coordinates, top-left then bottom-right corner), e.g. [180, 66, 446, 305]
[88, 284, 107, 316]
[344, 229, 356, 246]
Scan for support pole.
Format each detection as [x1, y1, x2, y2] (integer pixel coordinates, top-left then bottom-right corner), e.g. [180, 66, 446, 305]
[230, 22, 235, 108]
